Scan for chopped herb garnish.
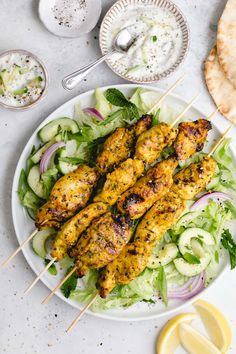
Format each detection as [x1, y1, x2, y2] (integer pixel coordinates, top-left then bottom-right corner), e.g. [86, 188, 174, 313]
[151, 35, 157, 42]
[221, 229, 236, 269]
[183, 253, 200, 264]
[61, 266, 78, 298]
[44, 258, 57, 275]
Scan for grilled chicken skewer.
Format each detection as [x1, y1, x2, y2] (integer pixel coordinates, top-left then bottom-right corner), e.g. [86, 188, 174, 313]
[2, 165, 99, 268]
[42, 105, 213, 303]
[66, 126, 233, 332]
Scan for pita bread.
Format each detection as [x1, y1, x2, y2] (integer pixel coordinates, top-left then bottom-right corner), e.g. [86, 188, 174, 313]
[204, 46, 236, 123]
[217, 0, 236, 88]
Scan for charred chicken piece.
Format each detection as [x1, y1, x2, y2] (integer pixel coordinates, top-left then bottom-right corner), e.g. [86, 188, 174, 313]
[51, 202, 108, 261]
[69, 212, 133, 277]
[117, 158, 178, 219]
[134, 192, 186, 244]
[96, 128, 134, 174]
[130, 114, 153, 137]
[171, 156, 216, 200]
[98, 241, 152, 298]
[35, 165, 99, 230]
[96, 115, 153, 174]
[134, 123, 178, 164]
[94, 159, 144, 205]
[174, 119, 212, 160]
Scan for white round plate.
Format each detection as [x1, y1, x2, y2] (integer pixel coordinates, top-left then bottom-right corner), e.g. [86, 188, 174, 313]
[12, 84, 236, 321]
[99, 0, 189, 83]
[38, 0, 101, 38]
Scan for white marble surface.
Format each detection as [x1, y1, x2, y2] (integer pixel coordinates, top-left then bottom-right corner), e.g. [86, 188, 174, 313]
[0, 0, 236, 353]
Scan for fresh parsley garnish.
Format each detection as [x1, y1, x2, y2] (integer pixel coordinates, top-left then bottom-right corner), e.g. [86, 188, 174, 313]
[61, 266, 78, 298]
[151, 35, 157, 42]
[157, 266, 168, 306]
[221, 229, 236, 269]
[142, 299, 156, 304]
[183, 253, 200, 264]
[44, 258, 57, 276]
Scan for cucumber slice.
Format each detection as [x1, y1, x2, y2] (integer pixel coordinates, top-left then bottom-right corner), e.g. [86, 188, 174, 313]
[174, 211, 200, 229]
[147, 243, 178, 269]
[30, 135, 61, 164]
[32, 228, 55, 258]
[27, 165, 45, 199]
[28, 76, 43, 88]
[13, 87, 28, 95]
[57, 140, 84, 175]
[0, 66, 21, 89]
[174, 254, 211, 277]
[95, 88, 112, 117]
[57, 148, 78, 175]
[178, 228, 215, 256]
[38, 118, 79, 143]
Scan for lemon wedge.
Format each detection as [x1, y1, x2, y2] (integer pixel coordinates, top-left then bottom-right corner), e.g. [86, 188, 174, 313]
[194, 299, 232, 353]
[179, 322, 221, 354]
[156, 313, 197, 354]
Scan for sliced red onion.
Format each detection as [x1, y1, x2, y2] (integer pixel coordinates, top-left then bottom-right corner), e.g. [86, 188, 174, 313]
[168, 272, 206, 300]
[83, 107, 103, 121]
[190, 192, 232, 211]
[40, 141, 65, 174]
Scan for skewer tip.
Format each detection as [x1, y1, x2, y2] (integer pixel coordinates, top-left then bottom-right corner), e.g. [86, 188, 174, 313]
[66, 292, 99, 333]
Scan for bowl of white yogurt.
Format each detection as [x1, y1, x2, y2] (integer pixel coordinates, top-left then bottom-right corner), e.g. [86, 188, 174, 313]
[0, 50, 48, 110]
[100, 0, 189, 83]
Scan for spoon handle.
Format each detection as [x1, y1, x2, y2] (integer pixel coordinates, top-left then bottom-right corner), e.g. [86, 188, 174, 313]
[62, 50, 115, 90]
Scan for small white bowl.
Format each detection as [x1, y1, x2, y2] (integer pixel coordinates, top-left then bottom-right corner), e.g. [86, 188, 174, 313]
[100, 0, 189, 83]
[0, 49, 48, 111]
[38, 0, 102, 38]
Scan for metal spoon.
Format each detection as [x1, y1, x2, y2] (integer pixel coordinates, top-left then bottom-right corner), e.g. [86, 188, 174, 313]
[62, 28, 137, 91]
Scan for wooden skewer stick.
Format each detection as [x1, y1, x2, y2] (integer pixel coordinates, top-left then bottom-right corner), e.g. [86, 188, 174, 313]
[42, 265, 77, 305]
[1, 229, 38, 268]
[147, 75, 185, 114]
[207, 107, 220, 120]
[66, 292, 99, 333]
[170, 93, 201, 128]
[1, 218, 49, 268]
[208, 123, 234, 157]
[24, 257, 57, 294]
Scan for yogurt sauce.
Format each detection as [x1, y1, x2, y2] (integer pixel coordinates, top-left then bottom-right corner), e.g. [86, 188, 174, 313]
[107, 6, 183, 80]
[0, 52, 46, 108]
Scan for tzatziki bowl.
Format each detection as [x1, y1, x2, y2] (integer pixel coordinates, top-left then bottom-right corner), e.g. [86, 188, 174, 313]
[0, 49, 48, 110]
[100, 0, 189, 83]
